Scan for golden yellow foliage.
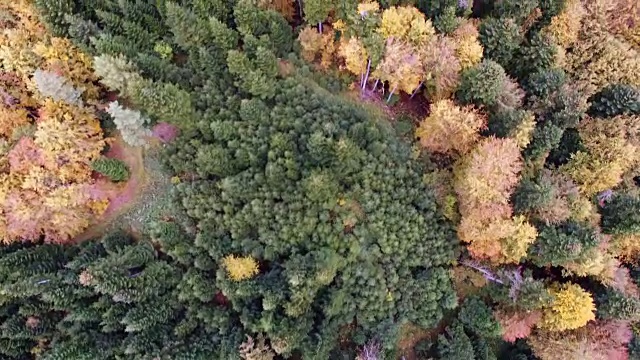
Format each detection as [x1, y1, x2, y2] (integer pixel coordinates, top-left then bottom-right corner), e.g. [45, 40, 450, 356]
[357, 1, 380, 14]
[420, 36, 461, 101]
[563, 151, 625, 196]
[373, 39, 423, 95]
[454, 137, 523, 217]
[562, 115, 640, 195]
[0, 107, 30, 137]
[223, 255, 260, 281]
[583, 0, 640, 47]
[510, 111, 536, 149]
[611, 233, 640, 261]
[540, 283, 595, 332]
[544, 0, 586, 48]
[0, 1, 109, 244]
[565, 28, 640, 96]
[338, 37, 369, 77]
[452, 21, 483, 70]
[458, 214, 537, 264]
[501, 215, 538, 263]
[454, 36, 484, 70]
[415, 99, 486, 155]
[0, 2, 98, 101]
[319, 31, 336, 70]
[379, 6, 434, 46]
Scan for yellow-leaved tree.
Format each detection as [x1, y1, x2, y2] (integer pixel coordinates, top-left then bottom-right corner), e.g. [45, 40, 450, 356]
[297, 26, 324, 63]
[452, 20, 484, 70]
[562, 115, 640, 195]
[338, 36, 369, 84]
[372, 39, 423, 100]
[454, 137, 537, 263]
[415, 99, 486, 155]
[540, 283, 595, 331]
[223, 255, 260, 281]
[379, 5, 435, 46]
[543, 0, 585, 48]
[564, 19, 640, 96]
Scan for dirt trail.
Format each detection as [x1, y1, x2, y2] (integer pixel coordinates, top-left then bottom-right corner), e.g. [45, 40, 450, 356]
[74, 135, 146, 242]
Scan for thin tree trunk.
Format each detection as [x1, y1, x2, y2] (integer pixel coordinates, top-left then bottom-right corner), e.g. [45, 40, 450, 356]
[370, 79, 379, 92]
[360, 73, 364, 88]
[361, 59, 371, 90]
[410, 81, 424, 99]
[387, 85, 397, 103]
[319, 22, 322, 33]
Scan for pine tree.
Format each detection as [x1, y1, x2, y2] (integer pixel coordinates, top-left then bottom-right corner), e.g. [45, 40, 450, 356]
[91, 157, 130, 182]
[456, 60, 508, 107]
[478, 18, 522, 69]
[437, 321, 476, 360]
[458, 296, 502, 338]
[600, 193, 640, 235]
[589, 84, 640, 118]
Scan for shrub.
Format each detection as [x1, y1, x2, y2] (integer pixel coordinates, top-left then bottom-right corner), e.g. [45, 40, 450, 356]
[91, 157, 130, 182]
[456, 60, 508, 107]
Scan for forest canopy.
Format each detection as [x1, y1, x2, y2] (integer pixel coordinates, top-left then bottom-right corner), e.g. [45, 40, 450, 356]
[0, 0, 638, 359]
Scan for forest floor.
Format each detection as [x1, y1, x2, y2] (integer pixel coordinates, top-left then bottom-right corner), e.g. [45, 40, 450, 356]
[74, 131, 177, 242]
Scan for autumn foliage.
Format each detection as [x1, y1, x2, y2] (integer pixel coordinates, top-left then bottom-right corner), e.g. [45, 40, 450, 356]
[8, 0, 640, 358]
[415, 99, 486, 155]
[540, 283, 596, 332]
[0, 1, 108, 243]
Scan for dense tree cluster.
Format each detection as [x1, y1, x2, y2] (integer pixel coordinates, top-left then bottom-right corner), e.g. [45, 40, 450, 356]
[2, 0, 638, 358]
[0, 1, 112, 244]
